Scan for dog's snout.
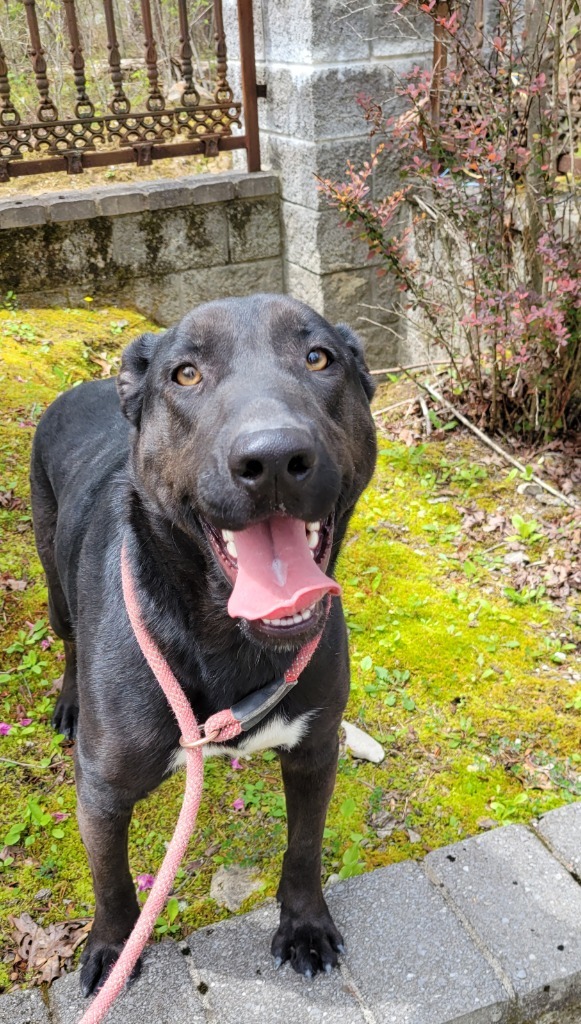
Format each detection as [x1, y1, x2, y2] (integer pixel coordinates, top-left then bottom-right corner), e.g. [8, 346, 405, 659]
[229, 428, 317, 494]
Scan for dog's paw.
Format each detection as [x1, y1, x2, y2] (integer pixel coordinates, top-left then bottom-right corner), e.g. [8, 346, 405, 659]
[80, 941, 142, 998]
[271, 907, 345, 978]
[52, 693, 78, 740]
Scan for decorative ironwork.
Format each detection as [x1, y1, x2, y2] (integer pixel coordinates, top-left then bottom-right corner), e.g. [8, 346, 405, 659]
[23, 0, 59, 121]
[140, 0, 165, 112]
[103, 0, 131, 115]
[214, 0, 234, 103]
[0, 41, 20, 128]
[0, 0, 258, 179]
[177, 0, 199, 108]
[63, 0, 95, 119]
[0, 103, 240, 160]
[0, 117, 105, 162]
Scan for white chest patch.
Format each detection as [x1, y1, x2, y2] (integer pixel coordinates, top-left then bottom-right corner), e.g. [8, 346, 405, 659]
[171, 710, 315, 772]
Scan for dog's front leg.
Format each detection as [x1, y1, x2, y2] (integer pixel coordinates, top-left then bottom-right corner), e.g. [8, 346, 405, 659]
[76, 781, 141, 997]
[273, 735, 344, 977]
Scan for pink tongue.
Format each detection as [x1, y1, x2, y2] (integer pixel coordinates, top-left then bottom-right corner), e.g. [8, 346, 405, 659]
[227, 517, 341, 621]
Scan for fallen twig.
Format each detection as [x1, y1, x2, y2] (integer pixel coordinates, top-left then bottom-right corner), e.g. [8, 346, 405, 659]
[372, 397, 417, 419]
[0, 756, 47, 771]
[370, 360, 450, 376]
[418, 381, 578, 509]
[418, 394, 432, 436]
[483, 540, 509, 554]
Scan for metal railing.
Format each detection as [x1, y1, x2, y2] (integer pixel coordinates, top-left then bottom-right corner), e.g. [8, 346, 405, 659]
[0, 0, 260, 182]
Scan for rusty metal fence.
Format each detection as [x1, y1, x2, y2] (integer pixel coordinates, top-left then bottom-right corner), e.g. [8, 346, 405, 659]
[0, 0, 260, 182]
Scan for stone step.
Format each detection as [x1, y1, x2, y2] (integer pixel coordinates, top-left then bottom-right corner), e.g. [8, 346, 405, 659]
[49, 942, 205, 1024]
[0, 988, 51, 1024]
[535, 800, 581, 879]
[426, 822, 581, 1021]
[0, 803, 579, 1024]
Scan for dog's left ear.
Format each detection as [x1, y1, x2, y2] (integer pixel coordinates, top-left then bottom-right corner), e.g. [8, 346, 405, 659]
[334, 324, 376, 402]
[117, 331, 161, 427]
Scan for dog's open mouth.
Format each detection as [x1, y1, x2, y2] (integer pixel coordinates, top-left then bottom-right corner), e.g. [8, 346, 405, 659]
[203, 514, 340, 634]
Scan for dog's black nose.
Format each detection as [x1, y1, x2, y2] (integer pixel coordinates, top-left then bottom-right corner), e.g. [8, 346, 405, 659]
[229, 428, 317, 494]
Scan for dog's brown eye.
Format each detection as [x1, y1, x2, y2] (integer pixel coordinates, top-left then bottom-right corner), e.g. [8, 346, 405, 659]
[306, 349, 329, 371]
[174, 364, 202, 387]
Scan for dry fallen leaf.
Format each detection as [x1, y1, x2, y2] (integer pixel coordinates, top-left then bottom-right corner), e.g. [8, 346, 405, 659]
[504, 550, 530, 565]
[482, 514, 506, 533]
[10, 913, 91, 986]
[44, 674, 64, 698]
[397, 427, 418, 447]
[0, 489, 23, 511]
[0, 572, 27, 592]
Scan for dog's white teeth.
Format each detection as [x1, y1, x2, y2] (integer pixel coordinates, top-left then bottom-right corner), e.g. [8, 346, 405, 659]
[261, 606, 313, 627]
[306, 521, 321, 555]
[221, 530, 237, 559]
[273, 614, 296, 626]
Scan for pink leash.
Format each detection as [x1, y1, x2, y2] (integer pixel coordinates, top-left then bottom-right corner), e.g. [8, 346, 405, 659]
[78, 542, 328, 1024]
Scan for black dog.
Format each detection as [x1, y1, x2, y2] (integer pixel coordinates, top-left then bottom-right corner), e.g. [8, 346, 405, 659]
[30, 294, 376, 994]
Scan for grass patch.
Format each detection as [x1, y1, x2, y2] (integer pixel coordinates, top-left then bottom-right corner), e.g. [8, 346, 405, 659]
[0, 305, 579, 992]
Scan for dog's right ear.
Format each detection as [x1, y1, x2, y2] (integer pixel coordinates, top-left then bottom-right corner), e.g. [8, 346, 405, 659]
[117, 332, 161, 427]
[333, 323, 376, 402]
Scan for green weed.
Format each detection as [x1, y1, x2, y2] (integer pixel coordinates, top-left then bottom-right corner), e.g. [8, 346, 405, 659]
[509, 514, 544, 544]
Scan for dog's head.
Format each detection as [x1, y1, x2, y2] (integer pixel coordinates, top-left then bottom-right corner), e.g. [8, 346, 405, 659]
[118, 294, 376, 646]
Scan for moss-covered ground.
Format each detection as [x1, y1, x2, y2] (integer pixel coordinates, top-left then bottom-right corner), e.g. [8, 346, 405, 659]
[0, 304, 579, 992]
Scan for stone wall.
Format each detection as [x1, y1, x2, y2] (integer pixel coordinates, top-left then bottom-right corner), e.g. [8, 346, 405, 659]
[0, 1, 438, 364]
[0, 0, 439, 365]
[224, 0, 433, 365]
[0, 171, 282, 326]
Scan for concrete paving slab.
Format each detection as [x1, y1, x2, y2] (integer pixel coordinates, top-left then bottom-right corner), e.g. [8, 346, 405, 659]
[425, 825, 581, 1020]
[326, 861, 509, 1024]
[0, 988, 50, 1024]
[49, 941, 205, 1024]
[187, 900, 368, 1024]
[536, 802, 581, 878]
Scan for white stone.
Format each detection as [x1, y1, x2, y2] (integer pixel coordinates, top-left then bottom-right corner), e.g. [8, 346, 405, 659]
[341, 720, 385, 763]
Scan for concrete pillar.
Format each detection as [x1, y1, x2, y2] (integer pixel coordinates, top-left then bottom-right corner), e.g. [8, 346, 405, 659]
[225, 0, 432, 364]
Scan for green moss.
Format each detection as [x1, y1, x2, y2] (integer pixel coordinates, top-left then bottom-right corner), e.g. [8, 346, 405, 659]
[0, 304, 163, 989]
[333, 442, 580, 862]
[0, 306, 579, 992]
[226, 201, 256, 245]
[184, 207, 212, 252]
[81, 217, 123, 289]
[139, 212, 165, 266]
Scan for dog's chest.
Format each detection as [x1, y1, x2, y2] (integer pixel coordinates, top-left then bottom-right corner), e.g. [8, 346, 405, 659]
[171, 710, 314, 770]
